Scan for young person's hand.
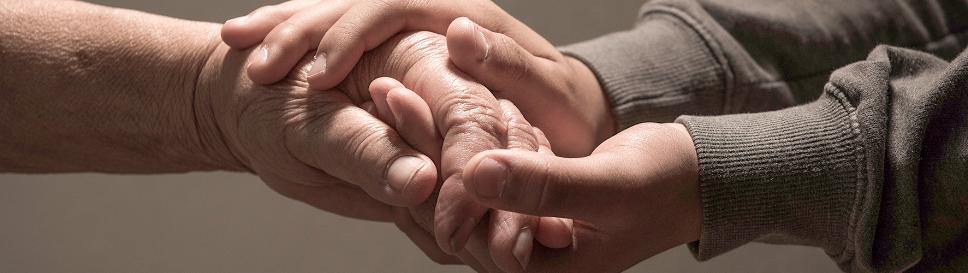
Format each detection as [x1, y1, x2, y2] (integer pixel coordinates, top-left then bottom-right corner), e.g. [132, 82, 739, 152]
[221, 1, 614, 156]
[220, 0, 546, 89]
[462, 122, 703, 272]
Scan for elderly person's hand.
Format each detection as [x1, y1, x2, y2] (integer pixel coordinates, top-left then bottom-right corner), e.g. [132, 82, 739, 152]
[194, 39, 438, 222]
[199, 30, 572, 270]
[0, 1, 569, 270]
[462, 122, 703, 272]
[220, 1, 620, 266]
[366, 75, 574, 272]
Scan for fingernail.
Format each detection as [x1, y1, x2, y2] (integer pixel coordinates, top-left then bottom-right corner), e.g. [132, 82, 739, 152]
[386, 91, 405, 128]
[387, 156, 426, 193]
[473, 158, 507, 199]
[309, 52, 327, 77]
[513, 227, 533, 270]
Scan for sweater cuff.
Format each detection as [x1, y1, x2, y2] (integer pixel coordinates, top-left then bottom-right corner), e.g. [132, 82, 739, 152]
[675, 90, 862, 260]
[560, 11, 727, 129]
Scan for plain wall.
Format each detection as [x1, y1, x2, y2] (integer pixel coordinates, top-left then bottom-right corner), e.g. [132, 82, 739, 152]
[0, 0, 842, 272]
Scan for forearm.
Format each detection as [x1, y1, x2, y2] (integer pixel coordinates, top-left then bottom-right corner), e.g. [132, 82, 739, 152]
[561, 0, 968, 129]
[0, 0, 225, 173]
[678, 46, 968, 272]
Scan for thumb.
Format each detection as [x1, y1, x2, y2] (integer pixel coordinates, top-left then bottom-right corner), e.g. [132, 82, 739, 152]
[446, 17, 561, 98]
[463, 150, 626, 221]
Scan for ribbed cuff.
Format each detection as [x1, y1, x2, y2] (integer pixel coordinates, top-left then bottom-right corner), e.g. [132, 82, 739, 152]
[560, 11, 726, 129]
[675, 91, 862, 260]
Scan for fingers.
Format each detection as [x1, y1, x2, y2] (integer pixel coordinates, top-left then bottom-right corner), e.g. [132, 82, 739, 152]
[367, 77, 400, 126]
[305, 0, 554, 91]
[448, 17, 609, 157]
[304, 0, 474, 90]
[536, 217, 574, 249]
[497, 100, 539, 152]
[368, 77, 442, 160]
[245, 2, 353, 84]
[532, 127, 554, 155]
[485, 208, 535, 273]
[370, 78, 569, 270]
[399, 202, 500, 273]
[445, 17, 562, 104]
[284, 91, 436, 207]
[528, 127, 576, 249]
[429, 84, 508, 254]
[463, 148, 626, 221]
[306, 0, 420, 90]
[221, 0, 319, 49]
[487, 100, 577, 273]
[461, 218, 506, 273]
[433, 175, 489, 254]
[486, 100, 539, 273]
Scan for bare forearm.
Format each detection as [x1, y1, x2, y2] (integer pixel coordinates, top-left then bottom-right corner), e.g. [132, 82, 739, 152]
[0, 0, 224, 173]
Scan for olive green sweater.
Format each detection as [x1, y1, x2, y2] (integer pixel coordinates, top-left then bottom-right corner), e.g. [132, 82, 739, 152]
[560, 0, 968, 272]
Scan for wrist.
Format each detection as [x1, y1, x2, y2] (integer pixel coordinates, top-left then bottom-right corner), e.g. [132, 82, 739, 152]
[564, 56, 616, 146]
[190, 30, 252, 172]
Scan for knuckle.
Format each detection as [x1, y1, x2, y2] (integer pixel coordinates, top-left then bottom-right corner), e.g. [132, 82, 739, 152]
[439, 93, 505, 138]
[505, 118, 538, 151]
[394, 32, 448, 61]
[273, 22, 309, 44]
[325, 22, 361, 48]
[527, 159, 557, 214]
[311, 108, 391, 172]
[344, 123, 394, 168]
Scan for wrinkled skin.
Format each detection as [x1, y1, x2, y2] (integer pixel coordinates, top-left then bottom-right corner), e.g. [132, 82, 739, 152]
[221, 0, 615, 158]
[196, 31, 565, 270]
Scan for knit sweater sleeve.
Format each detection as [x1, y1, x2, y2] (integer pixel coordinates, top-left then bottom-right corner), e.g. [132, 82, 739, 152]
[560, 0, 968, 128]
[559, 0, 968, 272]
[678, 45, 968, 273]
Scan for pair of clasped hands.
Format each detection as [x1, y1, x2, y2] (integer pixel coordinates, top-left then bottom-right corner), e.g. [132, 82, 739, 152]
[215, 0, 701, 272]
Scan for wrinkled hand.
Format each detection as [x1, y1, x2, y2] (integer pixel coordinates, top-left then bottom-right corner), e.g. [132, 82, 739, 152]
[197, 30, 569, 271]
[366, 77, 572, 272]
[195, 41, 440, 222]
[221, 1, 613, 157]
[336, 32, 572, 272]
[444, 18, 615, 157]
[463, 123, 703, 272]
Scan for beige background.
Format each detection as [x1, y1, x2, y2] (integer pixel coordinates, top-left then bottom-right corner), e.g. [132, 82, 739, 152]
[0, 0, 841, 272]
